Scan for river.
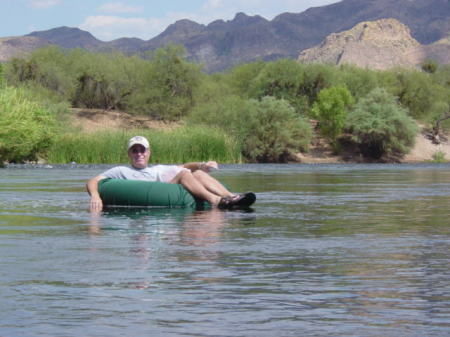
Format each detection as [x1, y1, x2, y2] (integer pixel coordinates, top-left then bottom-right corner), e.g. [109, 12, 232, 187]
[1, 164, 449, 336]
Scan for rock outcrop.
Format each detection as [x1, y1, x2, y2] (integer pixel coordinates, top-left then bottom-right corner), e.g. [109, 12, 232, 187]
[298, 19, 423, 69]
[298, 18, 450, 70]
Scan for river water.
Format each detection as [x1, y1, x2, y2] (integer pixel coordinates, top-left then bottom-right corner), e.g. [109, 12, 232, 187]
[1, 164, 449, 337]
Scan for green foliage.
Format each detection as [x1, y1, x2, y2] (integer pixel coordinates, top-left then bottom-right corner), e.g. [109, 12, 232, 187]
[188, 95, 255, 144]
[421, 59, 438, 74]
[430, 151, 447, 163]
[189, 95, 312, 162]
[297, 63, 339, 106]
[243, 96, 312, 162]
[6, 46, 75, 100]
[337, 64, 380, 99]
[129, 45, 201, 120]
[192, 73, 233, 106]
[0, 87, 56, 162]
[226, 61, 265, 98]
[248, 59, 307, 113]
[395, 70, 448, 121]
[346, 88, 418, 160]
[47, 126, 241, 164]
[5, 44, 450, 163]
[311, 86, 354, 144]
[0, 63, 4, 88]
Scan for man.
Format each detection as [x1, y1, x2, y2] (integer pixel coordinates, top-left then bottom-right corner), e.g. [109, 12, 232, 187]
[86, 136, 255, 211]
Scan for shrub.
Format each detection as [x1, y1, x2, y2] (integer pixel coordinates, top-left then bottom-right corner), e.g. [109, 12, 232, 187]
[0, 87, 56, 162]
[189, 96, 312, 162]
[346, 88, 418, 160]
[311, 86, 354, 145]
[0, 63, 4, 88]
[188, 95, 254, 144]
[129, 45, 201, 120]
[243, 96, 312, 162]
[395, 70, 448, 121]
[430, 151, 446, 163]
[248, 59, 307, 113]
[297, 63, 339, 106]
[226, 61, 265, 98]
[337, 64, 380, 99]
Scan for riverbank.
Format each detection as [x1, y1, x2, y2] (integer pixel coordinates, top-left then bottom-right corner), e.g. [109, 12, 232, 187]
[70, 109, 449, 164]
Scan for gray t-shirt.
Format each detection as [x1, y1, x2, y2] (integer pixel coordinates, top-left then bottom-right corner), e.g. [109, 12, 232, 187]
[102, 165, 185, 183]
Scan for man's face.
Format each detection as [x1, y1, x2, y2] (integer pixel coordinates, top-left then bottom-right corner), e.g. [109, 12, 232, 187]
[128, 144, 150, 169]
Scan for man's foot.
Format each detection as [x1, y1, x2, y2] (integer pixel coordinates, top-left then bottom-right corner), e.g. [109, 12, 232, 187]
[218, 192, 256, 209]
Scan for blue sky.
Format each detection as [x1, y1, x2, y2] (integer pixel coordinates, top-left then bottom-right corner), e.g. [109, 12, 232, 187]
[1, 0, 340, 41]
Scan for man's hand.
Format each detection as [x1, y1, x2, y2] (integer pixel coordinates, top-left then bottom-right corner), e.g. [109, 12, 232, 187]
[90, 195, 103, 212]
[200, 161, 219, 172]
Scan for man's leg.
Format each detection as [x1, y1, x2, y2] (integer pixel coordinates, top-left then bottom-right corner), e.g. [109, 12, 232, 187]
[191, 170, 235, 198]
[170, 170, 221, 205]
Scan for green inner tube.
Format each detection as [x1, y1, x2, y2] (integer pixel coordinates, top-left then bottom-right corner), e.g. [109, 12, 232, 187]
[98, 178, 210, 208]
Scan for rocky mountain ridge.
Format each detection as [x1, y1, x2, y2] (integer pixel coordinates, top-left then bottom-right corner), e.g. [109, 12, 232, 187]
[0, 0, 449, 72]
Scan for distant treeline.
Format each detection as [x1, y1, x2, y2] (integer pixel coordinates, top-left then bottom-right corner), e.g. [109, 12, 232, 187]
[1, 45, 449, 164]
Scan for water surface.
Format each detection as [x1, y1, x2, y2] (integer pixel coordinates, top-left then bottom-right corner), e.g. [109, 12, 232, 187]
[1, 164, 449, 336]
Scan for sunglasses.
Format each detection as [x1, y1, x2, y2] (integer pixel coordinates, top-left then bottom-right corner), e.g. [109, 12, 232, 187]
[131, 147, 148, 154]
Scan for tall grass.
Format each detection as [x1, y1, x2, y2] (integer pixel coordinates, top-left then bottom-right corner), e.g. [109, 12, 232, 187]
[47, 126, 242, 164]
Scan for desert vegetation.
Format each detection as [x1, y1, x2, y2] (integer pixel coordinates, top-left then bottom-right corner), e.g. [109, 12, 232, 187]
[1, 45, 449, 164]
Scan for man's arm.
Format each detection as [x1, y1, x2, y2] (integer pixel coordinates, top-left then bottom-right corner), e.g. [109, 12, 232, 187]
[86, 175, 107, 211]
[182, 161, 218, 172]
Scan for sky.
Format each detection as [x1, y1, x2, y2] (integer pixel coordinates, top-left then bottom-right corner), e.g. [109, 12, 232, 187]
[1, 0, 340, 41]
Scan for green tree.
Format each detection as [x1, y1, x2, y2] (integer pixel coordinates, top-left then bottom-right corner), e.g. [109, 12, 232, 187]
[71, 51, 141, 110]
[243, 96, 312, 162]
[337, 64, 380, 99]
[248, 59, 308, 113]
[346, 88, 418, 160]
[298, 63, 338, 107]
[395, 70, 448, 121]
[6, 46, 75, 100]
[226, 60, 265, 98]
[311, 86, 354, 145]
[0, 87, 56, 162]
[188, 95, 254, 144]
[131, 45, 201, 120]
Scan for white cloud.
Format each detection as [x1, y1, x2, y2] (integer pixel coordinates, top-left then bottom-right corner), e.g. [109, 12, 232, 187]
[29, 0, 60, 9]
[99, 2, 141, 14]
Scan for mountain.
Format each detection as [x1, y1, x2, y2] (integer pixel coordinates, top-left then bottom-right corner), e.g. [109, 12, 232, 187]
[27, 26, 105, 49]
[0, 36, 50, 62]
[0, 0, 449, 72]
[137, 0, 450, 71]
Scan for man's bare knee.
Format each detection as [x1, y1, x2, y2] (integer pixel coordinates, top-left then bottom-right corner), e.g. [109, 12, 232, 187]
[192, 170, 208, 178]
[170, 169, 192, 184]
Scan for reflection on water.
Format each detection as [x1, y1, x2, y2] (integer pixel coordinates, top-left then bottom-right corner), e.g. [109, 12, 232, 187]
[0, 164, 449, 336]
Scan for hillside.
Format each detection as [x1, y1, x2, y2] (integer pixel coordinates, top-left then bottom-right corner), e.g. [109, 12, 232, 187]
[0, 36, 50, 62]
[0, 0, 449, 72]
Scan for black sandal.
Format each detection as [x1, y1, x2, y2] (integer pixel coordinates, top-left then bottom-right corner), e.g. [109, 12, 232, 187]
[218, 197, 234, 209]
[233, 192, 256, 207]
[218, 193, 256, 209]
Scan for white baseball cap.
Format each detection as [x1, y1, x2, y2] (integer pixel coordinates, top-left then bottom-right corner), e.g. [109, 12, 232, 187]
[127, 136, 149, 150]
